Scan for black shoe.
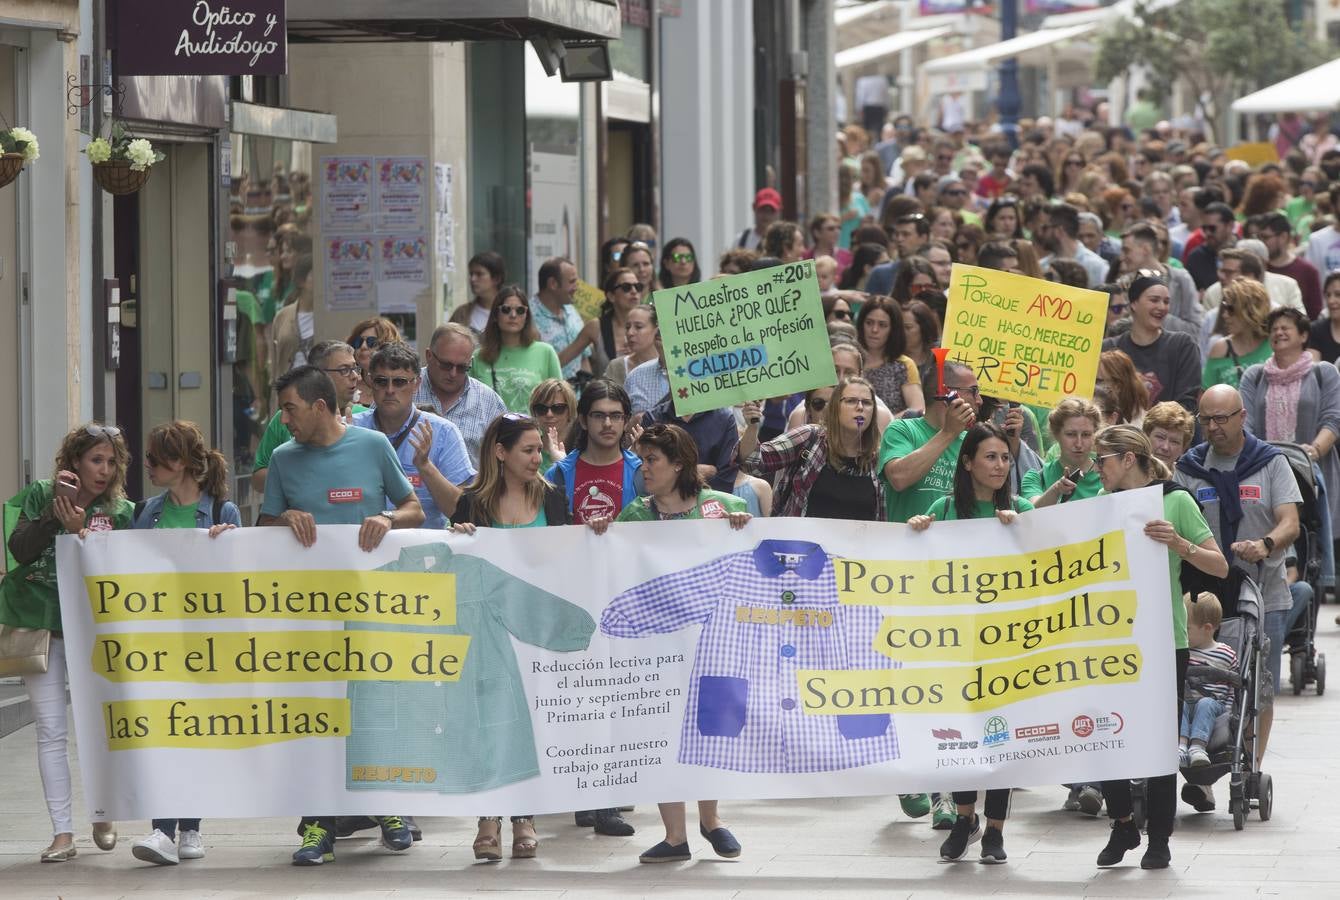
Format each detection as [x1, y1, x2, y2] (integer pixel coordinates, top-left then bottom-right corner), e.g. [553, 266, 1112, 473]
[939, 814, 981, 861]
[1140, 837, 1171, 869]
[1076, 785, 1104, 816]
[1180, 782, 1216, 812]
[699, 823, 741, 858]
[574, 810, 597, 828]
[594, 809, 635, 837]
[979, 826, 1007, 864]
[639, 840, 691, 863]
[377, 816, 412, 852]
[403, 815, 423, 842]
[1096, 819, 1142, 866]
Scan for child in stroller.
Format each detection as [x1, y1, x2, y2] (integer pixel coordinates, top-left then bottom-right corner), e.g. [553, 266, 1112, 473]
[1180, 593, 1237, 768]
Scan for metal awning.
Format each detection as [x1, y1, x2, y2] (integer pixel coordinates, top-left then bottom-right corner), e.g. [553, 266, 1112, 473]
[286, 0, 620, 43]
[836, 26, 954, 70]
[922, 22, 1096, 74]
[834, 1, 895, 27]
[1231, 58, 1340, 114]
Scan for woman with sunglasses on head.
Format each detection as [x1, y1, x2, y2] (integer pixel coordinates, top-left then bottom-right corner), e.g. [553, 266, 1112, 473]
[907, 422, 1033, 864]
[1089, 424, 1227, 870]
[984, 196, 1024, 241]
[621, 242, 658, 301]
[659, 238, 703, 289]
[1203, 279, 1272, 389]
[528, 379, 578, 471]
[470, 285, 562, 414]
[449, 251, 507, 336]
[584, 423, 748, 864]
[855, 296, 924, 417]
[346, 317, 403, 407]
[450, 413, 570, 860]
[0, 423, 135, 862]
[127, 421, 242, 867]
[599, 236, 630, 285]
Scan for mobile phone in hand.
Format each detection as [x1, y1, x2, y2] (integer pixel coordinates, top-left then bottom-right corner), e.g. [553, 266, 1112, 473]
[54, 472, 79, 499]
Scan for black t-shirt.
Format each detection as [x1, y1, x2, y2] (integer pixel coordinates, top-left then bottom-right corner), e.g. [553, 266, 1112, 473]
[1309, 319, 1340, 365]
[806, 458, 877, 521]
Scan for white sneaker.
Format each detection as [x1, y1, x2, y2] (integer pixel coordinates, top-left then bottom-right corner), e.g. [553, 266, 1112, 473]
[178, 830, 205, 860]
[131, 829, 179, 866]
[1188, 746, 1211, 767]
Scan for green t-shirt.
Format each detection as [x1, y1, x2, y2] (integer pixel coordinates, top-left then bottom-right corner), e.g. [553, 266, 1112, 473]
[616, 489, 746, 522]
[254, 404, 369, 471]
[1026, 404, 1055, 454]
[155, 498, 199, 530]
[0, 480, 134, 632]
[1285, 195, 1313, 229]
[1160, 487, 1214, 650]
[1202, 339, 1270, 389]
[1020, 458, 1103, 503]
[494, 508, 548, 529]
[878, 417, 964, 523]
[926, 495, 1034, 521]
[252, 270, 279, 324]
[470, 342, 563, 413]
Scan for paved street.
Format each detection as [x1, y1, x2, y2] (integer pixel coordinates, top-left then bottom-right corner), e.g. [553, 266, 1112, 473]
[2, 618, 1337, 899]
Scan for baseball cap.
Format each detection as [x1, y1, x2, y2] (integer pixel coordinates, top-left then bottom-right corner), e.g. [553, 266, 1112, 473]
[754, 188, 782, 211]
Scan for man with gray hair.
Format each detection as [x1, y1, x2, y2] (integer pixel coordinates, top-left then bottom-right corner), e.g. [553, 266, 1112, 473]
[1078, 211, 1120, 267]
[413, 322, 507, 467]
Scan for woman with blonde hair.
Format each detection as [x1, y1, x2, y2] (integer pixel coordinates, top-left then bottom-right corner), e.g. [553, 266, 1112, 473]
[1142, 401, 1196, 471]
[1204, 279, 1271, 389]
[1022, 397, 1104, 507]
[528, 378, 577, 470]
[1097, 350, 1151, 425]
[0, 423, 135, 861]
[345, 316, 403, 406]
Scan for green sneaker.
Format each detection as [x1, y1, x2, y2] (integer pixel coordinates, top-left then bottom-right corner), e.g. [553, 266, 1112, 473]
[292, 824, 335, 866]
[932, 794, 957, 829]
[898, 793, 931, 818]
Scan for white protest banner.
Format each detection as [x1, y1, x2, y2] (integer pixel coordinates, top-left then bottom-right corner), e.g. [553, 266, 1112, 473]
[56, 489, 1173, 820]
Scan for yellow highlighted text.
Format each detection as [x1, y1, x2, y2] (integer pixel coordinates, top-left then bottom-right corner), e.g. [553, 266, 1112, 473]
[104, 697, 350, 750]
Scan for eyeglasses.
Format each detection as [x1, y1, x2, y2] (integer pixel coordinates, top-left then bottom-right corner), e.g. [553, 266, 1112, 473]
[669, 252, 695, 264]
[841, 397, 875, 409]
[808, 397, 828, 412]
[945, 384, 981, 397]
[1197, 409, 1243, 426]
[321, 365, 362, 378]
[86, 424, 122, 439]
[371, 375, 414, 389]
[586, 411, 628, 424]
[427, 348, 472, 374]
[350, 335, 380, 350]
[531, 402, 570, 416]
[499, 305, 528, 317]
[614, 282, 643, 293]
[1109, 303, 1128, 314]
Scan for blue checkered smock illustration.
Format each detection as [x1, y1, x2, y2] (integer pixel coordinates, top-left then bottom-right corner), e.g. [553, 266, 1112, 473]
[599, 540, 900, 773]
[345, 543, 596, 792]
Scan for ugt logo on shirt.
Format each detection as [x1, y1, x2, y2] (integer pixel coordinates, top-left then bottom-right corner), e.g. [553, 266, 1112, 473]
[328, 488, 364, 504]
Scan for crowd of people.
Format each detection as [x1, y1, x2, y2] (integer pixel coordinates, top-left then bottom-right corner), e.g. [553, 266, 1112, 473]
[3, 107, 1338, 874]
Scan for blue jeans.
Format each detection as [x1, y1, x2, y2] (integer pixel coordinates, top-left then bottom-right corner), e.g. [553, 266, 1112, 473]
[1179, 696, 1224, 744]
[1265, 582, 1313, 696]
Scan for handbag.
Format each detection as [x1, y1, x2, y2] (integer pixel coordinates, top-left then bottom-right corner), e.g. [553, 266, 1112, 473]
[0, 623, 50, 676]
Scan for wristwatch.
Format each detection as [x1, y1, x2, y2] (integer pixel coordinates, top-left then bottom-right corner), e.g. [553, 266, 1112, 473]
[1185, 541, 1198, 557]
[379, 510, 395, 524]
[1262, 536, 1275, 555]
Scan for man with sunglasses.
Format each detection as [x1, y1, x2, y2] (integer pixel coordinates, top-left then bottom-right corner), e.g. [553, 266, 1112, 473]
[413, 323, 507, 468]
[1174, 385, 1300, 797]
[353, 342, 474, 529]
[1184, 202, 1237, 291]
[252, 340, 369, 494]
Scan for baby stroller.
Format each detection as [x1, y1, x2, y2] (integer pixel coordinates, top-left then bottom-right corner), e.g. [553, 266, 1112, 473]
[1268, 442, 1326, 696]
[1181, 568, 1272, 830]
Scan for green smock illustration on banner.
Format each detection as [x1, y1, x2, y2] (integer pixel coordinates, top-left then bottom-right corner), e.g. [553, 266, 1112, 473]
[652, 261, 837, 416]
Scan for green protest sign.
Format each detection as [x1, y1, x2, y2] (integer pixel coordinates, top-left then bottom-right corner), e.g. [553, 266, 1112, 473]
[651, 261, 837, 416]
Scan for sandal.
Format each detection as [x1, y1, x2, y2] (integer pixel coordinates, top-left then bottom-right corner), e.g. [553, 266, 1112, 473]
[511, 817, 538, 859]
[473, 817, 502, 861]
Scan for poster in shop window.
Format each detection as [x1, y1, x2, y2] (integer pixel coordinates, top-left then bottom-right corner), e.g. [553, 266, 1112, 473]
[320, 156, 373, 233]
[55, 490, 1175, 819]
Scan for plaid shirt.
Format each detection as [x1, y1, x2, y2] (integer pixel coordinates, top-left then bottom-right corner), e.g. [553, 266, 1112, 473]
[742, 425, 885, 520]
[601, 540, 900, 773]
[412, 369, 507, 468]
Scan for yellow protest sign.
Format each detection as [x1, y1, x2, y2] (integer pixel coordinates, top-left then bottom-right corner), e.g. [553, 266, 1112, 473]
[939, 263, 1107, 406]
[1225, 142, 1278, 167]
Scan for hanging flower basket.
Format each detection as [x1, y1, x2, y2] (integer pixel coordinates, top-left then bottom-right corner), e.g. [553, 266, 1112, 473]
[0, 153, 24, 189]
[84, 123, 163, 196]
[91, 160, 152, 195]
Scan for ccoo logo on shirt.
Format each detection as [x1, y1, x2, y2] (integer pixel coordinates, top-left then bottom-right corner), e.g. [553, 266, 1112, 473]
[328, 488, 364, 504]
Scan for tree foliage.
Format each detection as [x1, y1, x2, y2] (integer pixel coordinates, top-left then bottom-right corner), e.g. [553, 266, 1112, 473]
[1095, 0, 1329, 139]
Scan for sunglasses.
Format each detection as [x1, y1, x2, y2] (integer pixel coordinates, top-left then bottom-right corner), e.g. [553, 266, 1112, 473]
[427, 348, 472, 374]
[371, 375, 414, 389]
[614, 282, 644, 293]
[669, 252, 695, 264]
[1109, 303, 1128, 314]
[86, 424, 122, 439]
[350, 336, 380, 350]
[531, 402, 569, 416]
[499, 305, 528, 317]
[808, 397, 828, 412]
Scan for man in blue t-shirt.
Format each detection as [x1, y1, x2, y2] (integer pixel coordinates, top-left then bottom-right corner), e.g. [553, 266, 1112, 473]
[257, 365, 424, 865]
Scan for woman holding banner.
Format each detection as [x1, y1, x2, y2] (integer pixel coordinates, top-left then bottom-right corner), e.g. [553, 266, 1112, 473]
[908, 422, 1032, 862]
[0, 423, 135, 862]
[128, 421, 242, 866]
[1090, 425, 1227, 870]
